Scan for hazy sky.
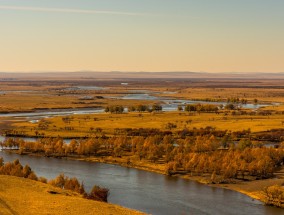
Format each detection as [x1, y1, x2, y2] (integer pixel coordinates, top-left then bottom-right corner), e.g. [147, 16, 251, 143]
[0, 0, 283, 73]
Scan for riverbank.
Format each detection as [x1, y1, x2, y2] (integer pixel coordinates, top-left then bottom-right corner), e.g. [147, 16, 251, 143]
[0, 175, 146, 215]
[5, 150, 283, 208]
[79, 155, 284, 207]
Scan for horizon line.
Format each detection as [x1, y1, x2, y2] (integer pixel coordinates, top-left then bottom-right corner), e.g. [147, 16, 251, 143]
[0, 71, 284, 74]
[0, 5, 149, 16]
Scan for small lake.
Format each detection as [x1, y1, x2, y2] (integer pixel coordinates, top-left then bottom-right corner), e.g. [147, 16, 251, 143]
[0, 151, 282, 215]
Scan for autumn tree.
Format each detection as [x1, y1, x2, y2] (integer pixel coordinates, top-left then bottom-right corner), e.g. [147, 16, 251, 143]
[0, 157, 3, 167]
[87, 185, 109, 202]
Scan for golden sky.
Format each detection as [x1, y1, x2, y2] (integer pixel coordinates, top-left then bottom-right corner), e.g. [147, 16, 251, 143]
[0, 0, 283, 73]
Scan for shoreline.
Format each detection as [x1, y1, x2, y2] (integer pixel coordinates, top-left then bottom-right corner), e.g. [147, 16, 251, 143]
[2, 150, 283, 208]
[0, 175, 145, 215]
[80, 156, 283, 205]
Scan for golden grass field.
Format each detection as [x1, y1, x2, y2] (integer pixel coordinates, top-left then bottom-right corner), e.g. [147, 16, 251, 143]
[0, 92, 154, 112]
[0, 175, 145, 215]
[161, 87, 284, 103]
[2, 78, 284, 113]
[9, 111, 284, 138]
[2, 79, 284, 137]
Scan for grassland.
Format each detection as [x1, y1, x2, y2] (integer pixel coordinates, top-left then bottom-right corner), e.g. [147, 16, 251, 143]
[2, 78, 284, 113]
[8, 111, 284, 138]
[1, 77, 284, 211]
[161, 87, 284, 102]
[0, 175, 145, 215]
[0, 92, 155, 113]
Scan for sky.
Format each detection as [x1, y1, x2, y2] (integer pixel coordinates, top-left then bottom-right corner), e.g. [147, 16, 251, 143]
[0, 0, 283, 73]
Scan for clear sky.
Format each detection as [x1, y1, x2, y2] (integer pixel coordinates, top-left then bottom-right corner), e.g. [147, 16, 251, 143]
[0, 0, 283, 73]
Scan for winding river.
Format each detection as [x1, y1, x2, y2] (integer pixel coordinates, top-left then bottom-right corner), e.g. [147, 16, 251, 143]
[0, 92, 274, 121]
[0, 88, 282, 214]
[0, 151, 282, 215]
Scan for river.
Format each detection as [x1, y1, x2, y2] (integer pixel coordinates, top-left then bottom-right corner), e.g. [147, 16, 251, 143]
[0, 92, 274, 121]
[0, 151, 282, 215]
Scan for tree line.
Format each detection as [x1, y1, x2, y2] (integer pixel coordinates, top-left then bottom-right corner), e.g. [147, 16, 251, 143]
[2, 134, 283, 182]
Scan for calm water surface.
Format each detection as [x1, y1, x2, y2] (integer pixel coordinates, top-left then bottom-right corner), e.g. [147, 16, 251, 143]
[0, 151, 282, 215]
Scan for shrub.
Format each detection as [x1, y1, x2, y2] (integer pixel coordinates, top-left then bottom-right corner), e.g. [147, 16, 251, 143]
[87, 185, 109, 202]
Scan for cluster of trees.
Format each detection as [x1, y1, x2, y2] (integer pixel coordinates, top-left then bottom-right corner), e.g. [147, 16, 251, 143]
[104, 104, 163, 114]
[128, 104, 163, 112]
[0, 158, 38, 180]
[128, 104, 149, 112]
[178, 127, 227, 138]
[49, 173, 109, 202]
[104, 106, 124, 114]
[183, 104, 219, 113]
[226, 97, 248, 104]
[179, 100, 258, 112]
[165, 147, 282, 181]
[0, 158, 109, 202]
[113, 128, 172, 137]
[3, 133, 284, 182]
[263, 185, 284, 208]
[48, 173, 85, 194]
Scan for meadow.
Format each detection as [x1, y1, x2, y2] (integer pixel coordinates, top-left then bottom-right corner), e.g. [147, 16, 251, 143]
[7, 111, 284, 138]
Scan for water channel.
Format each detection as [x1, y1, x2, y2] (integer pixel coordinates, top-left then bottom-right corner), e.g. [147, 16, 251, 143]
[0, 151, 282, 215]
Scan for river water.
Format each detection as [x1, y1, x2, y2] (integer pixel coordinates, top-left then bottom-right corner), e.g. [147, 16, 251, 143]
[0, 93, 274, 121]
[0, 151, 282, 215]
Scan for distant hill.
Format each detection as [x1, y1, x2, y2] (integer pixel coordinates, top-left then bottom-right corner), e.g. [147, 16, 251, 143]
[1, 71, 284, 80]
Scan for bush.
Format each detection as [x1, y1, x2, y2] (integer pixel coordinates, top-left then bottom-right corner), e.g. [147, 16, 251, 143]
[38, 177, 48, 183]
[87, 185, 109, 202]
